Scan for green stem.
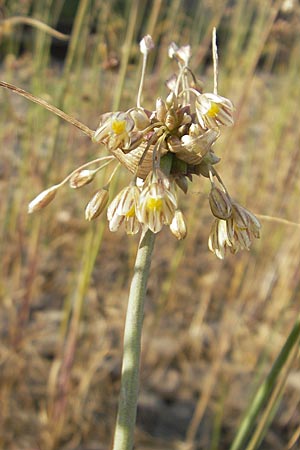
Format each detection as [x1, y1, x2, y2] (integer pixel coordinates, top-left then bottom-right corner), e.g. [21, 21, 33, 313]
[112, 229, 156, 450]
[229, 317, 300, 450]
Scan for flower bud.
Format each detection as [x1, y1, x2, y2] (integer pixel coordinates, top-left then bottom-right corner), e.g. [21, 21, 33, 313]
[156, 97, 167, 122]
[165, 109, 178, 131]
[130, 108, 150, 130]
[170, 209, 187, 240]
[85, 187, 109, 221]
[168, 42, 191, 65]
[28, 185, 58, 214]
[209, 186, 232, 219]
[69, 169, 97, 189]
[176, 45, 191, 65]
[166, 91, 178, 109]
[139, 35, 154, 55]
[165, 74, 177, 92]
[168, 42, 179, 59]
[188, 123, 203, 137]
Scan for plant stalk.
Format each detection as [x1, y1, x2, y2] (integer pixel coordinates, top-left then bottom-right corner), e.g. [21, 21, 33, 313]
[112, 229, 156, 450]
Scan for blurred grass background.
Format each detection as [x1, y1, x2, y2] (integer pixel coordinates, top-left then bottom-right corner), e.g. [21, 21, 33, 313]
[1, 0, 300, 449]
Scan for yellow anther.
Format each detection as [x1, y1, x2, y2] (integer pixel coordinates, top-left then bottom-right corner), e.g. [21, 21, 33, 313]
[147, 197, 163, 211]
[207, 102, 220, 117]
[111, 119, 126, 135]
[125, 205, 136, 218]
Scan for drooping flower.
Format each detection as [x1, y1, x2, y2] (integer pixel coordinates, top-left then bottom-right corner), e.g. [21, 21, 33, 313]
[196, 93, 234, 129]
[208, 202, 261, 259]
[136, 170, 177, 233]
[107, 184, 140, 234]
[208, 218, 233, 260]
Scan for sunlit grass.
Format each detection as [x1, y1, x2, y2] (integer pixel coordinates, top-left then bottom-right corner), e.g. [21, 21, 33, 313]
[1, 0, 300, 449]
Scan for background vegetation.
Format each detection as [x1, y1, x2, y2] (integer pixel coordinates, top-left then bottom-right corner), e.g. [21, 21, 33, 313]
[1, 0, 300, 449]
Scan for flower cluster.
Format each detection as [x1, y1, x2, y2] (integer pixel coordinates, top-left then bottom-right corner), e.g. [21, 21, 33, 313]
[28, 34, 260, 258]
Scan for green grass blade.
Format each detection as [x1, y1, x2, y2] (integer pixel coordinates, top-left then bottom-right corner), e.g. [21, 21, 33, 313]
[230, 317, 300, 450]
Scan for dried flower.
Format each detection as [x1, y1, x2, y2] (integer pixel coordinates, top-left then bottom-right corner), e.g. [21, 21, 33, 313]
[208, 218, 232, 260]
[231, 202, 261, 238]
[208, 202, 261, 259]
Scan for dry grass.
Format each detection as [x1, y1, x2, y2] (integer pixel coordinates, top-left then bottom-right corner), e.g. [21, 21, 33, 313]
[1, 0, 300, 449]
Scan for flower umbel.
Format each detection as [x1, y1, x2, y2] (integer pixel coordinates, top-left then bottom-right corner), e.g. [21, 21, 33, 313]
[28, 32, 260, 258]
